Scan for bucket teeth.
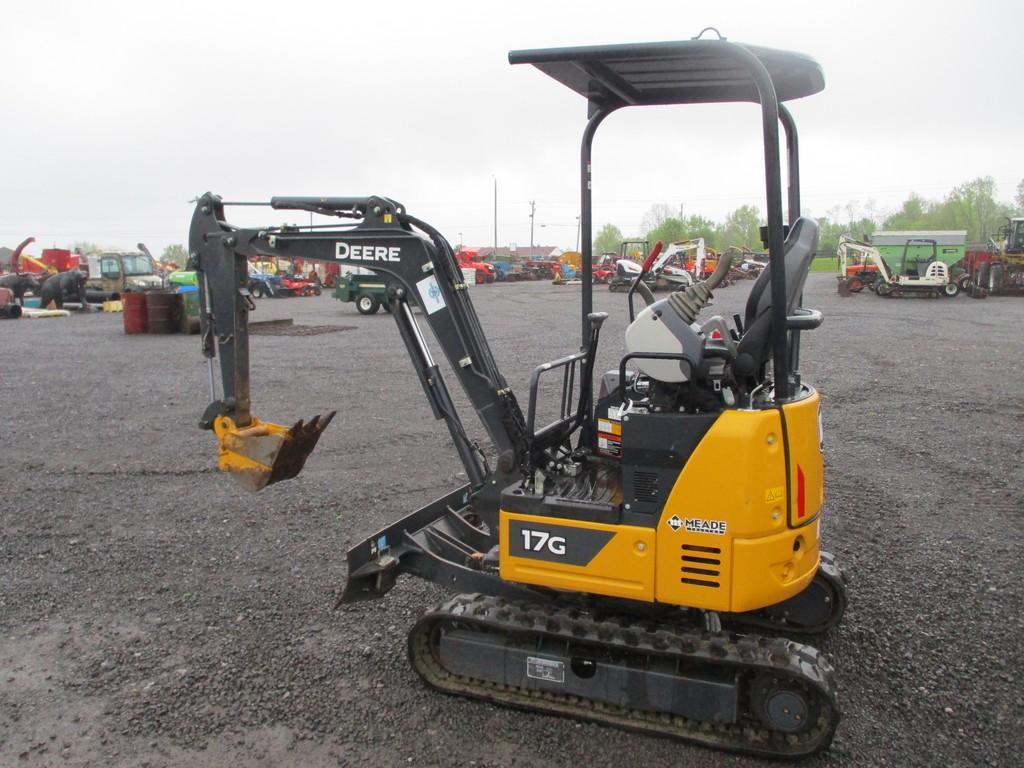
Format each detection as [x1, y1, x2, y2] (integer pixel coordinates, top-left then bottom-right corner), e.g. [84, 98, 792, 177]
[213, 411, 336, 492]
[266, 411, 337, 487]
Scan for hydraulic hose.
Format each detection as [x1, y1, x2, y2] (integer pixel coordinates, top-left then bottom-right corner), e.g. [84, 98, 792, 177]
[667, 251, 734, 324]
[628, 241, 663, 321]
[635, 279, 656, 308]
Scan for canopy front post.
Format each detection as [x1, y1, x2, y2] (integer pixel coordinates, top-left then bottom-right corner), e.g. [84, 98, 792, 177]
[579, 105, 615, 346]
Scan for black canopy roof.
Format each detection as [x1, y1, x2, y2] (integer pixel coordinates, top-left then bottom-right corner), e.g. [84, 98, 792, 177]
[508, 40, 824, 108]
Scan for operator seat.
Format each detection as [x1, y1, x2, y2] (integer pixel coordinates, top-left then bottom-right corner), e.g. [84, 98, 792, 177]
[733, 217, 819, 382]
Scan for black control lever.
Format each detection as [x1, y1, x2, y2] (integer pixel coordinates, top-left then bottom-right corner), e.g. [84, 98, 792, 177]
[732, 312, 744, 337]
[584, 312, 607, 367]
[576, 311, 607, 441]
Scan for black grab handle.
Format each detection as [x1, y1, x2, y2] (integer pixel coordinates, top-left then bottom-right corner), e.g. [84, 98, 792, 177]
[786, 307, 823, 330]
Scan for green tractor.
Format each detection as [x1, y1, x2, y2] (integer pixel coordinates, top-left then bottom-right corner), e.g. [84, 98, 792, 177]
[333, 270, 390, 314]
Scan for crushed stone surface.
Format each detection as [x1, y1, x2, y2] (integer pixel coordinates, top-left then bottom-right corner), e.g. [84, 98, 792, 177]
[2, 275, 1021, 767]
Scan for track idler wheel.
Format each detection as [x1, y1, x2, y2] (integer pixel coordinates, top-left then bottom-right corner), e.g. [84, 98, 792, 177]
[750, 673, 820, 734]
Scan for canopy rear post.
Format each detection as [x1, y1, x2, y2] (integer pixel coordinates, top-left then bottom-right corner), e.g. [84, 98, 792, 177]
[780, 104, 801, 222]
[730, 43, 790, 401]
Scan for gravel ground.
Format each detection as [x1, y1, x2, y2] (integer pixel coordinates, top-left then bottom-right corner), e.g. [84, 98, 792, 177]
[2, 274, 1022, 767]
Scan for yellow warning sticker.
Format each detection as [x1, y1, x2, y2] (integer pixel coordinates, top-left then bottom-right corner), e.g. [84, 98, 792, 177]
[765, 486, 785, 503]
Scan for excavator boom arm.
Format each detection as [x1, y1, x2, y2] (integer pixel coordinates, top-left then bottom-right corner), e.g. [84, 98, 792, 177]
[189, 193, 529, 507]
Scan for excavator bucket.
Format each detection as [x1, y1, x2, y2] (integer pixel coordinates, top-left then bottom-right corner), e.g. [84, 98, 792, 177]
[212, 412, 336, 492]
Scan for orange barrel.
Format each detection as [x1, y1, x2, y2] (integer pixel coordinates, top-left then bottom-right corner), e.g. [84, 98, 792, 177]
[146, 291, 182, 334]
[123, 292, 148, 334]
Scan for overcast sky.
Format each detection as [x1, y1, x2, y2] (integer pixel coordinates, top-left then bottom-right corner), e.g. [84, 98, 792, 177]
[2, 0, 1021, 259]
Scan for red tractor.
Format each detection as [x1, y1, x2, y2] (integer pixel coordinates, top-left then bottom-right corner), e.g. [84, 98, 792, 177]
[455, 248, 496, 284]
[279, 273, 322, 296]
[593, 252, 617, 283]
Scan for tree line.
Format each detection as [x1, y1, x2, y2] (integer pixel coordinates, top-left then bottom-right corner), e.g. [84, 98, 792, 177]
[594, 177, 1024, 257]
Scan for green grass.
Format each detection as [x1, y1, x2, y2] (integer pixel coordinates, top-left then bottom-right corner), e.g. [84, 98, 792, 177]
[809, 257, 838, 273]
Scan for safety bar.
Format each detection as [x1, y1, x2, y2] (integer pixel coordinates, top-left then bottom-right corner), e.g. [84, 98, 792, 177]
[526, 311, 606, 453]
[617, 351, 697, 402]
[526, 350, 586, 441]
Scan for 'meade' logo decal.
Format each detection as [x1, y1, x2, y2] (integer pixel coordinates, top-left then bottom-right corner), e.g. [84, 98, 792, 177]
[684, 518, 727, 535]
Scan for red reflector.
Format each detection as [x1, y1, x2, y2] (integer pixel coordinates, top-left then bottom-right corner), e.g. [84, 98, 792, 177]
[709, 329, 723, 340]
[797, 465, 806, 518]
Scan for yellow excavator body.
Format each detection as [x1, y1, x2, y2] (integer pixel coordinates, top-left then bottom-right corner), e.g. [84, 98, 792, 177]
[500, 390, 823, 613]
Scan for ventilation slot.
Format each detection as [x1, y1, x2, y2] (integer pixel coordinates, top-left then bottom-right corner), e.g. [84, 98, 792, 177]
[681, 543, 721, 588]
[681, 554, 719, 565]
[681, 577, 720, 588]
[632, 471, 659, 501]
[682, 544, 721, 554]
[681, 565, 718, 576]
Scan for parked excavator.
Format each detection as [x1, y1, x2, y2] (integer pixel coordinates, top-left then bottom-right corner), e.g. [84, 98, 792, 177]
[189, 36, 847, 759]
[658, 237, 712, 287]
[837, 235, 961, 298]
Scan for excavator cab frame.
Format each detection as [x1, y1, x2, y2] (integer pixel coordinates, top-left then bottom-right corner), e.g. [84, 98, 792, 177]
[507, 37, 817, 397]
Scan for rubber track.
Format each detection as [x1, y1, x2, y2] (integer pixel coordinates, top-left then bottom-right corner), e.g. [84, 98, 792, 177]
[408, 593, 839, 759]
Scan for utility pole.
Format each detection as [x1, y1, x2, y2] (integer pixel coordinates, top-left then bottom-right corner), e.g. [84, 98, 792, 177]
[529, 200, 536, 257]
[493, 176, 498, 253]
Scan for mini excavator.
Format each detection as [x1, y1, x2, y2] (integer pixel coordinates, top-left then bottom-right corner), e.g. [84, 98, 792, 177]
[189, 36, 848, 758]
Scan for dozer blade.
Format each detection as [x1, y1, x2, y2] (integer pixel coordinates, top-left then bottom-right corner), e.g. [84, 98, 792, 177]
[212, 412, 336, 492]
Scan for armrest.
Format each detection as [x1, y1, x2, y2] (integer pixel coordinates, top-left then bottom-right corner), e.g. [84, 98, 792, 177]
[786, 307, 823, 330]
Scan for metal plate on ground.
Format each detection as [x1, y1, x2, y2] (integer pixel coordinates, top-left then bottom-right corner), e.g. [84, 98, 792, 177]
[250, 323, 357, 336]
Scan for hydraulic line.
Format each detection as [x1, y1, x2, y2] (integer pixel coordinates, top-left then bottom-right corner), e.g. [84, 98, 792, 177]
[404, 213, 508, 389]
[395, 297, 488, 488]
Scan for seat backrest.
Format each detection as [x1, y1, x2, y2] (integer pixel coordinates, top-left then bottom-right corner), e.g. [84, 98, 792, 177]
[735, 217, 820, 377]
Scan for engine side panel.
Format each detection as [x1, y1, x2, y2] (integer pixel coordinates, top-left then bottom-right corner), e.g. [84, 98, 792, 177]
[499, 512, 656, 601]
[499, 391, 824, 614]
[654, 395, 822, 613]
